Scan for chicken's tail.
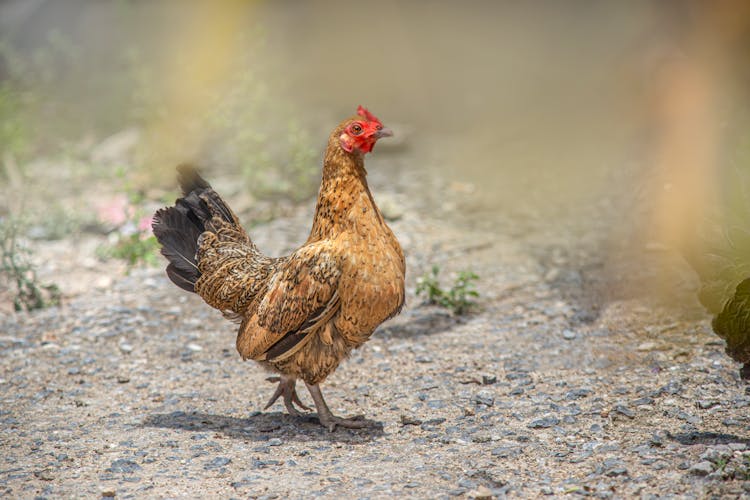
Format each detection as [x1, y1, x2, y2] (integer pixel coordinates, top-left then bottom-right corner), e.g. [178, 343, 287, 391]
[152, 164, 246, 292]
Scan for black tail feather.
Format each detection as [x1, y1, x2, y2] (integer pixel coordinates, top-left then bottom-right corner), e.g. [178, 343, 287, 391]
[152, 206, 202, 292]
[153, 164, 244, 292]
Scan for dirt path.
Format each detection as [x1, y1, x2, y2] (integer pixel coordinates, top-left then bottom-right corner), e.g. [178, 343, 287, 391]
[2, 168, 750, 499]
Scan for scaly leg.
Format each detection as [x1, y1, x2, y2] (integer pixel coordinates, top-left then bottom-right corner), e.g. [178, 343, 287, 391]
[264, 376, 311, 417]
[305, 382, 367, 431]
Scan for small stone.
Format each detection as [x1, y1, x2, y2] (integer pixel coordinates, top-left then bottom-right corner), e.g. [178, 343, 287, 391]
[186, 343, 203, 352]
[562, 329, 576, 340]
[605, 467, 628, 477]
[482, 375, 497, 385]
[528, 417, 560, 429]
[267, 438, 282, 446]
[400, 414, 423, 426]
[463, 407, 475, 417]
[119, 343, 133, 354]
[637, 342, 658, 352]
[729, 443, 747, 451]
[565, 389, 591, 400]
[117, 376, 130, 384]
[696, 400, 720, 410]
[689, 461, 714, 476]
[101, 489, 116, 497]
[469, 485, 493, 499]
[473, 390, 495, 407]
[108, 459, 141, 474]
[614, 405, 635, 418]
[204, 457, 231, 470]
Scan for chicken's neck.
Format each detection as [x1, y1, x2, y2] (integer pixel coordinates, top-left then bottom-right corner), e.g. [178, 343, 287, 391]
[309, 147, 383, 240]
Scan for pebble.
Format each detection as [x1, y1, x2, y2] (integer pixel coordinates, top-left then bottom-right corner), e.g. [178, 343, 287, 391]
[400, 415, 423, 426]
[473, 391, 495, 407]
[689, 461, 714, 476]
[562, 330, 576, 340]
[204, 457, 231, 470]
[468, 485, 493, 499]
[637, 342, 658, 352]
[482, 375, 497, 385]
[108, 459, 141, 474]
[527, 417, 560, 429]
[614, 405, 635, 418]
[696, 400, 719, 410]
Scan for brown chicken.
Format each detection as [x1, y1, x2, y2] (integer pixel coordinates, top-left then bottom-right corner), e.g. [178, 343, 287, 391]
[152, 106, 405, 430]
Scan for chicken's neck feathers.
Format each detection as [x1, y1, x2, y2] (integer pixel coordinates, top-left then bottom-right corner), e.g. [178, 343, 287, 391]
[310, 147, 384, 241]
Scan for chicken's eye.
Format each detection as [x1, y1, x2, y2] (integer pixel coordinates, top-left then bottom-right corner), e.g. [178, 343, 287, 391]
[351, 123, 363, 135]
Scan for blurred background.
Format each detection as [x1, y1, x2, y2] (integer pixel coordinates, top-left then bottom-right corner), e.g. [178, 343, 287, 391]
[1, 0, 750, 319]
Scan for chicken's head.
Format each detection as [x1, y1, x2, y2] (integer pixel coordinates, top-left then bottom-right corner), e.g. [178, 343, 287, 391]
[338, 106, 393, 154]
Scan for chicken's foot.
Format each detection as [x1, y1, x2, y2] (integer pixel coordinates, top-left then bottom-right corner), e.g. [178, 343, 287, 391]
[305, 383, 367, 431]
[264, 376, 311, 417]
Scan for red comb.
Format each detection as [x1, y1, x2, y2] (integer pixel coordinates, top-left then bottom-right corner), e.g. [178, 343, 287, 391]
[357, 105, 381, 123]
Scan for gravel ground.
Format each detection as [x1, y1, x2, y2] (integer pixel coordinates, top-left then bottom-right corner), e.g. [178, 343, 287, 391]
[3, 173, 750, 499]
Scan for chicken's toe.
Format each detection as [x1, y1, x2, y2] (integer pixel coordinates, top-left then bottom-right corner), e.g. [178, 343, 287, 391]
[264, 376, 310, 417]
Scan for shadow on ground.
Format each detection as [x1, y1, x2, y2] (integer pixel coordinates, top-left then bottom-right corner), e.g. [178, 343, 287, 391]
[669, 431, 750, 446]
[142, 410, 384, 443]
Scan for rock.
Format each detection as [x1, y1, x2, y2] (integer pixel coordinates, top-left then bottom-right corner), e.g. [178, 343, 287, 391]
[186, 343, 203, 352]
[696, 400, 719, 410]
[637, 342, 658, 352]
[400, 414, 423, 426]
[101, 489, 116, 497]
[562, 329, 576, 340]
[614, 405, 635, 418]
[468, 485, 493, 499]
[267, 438, 282, 446]
[204, 457, 231, 470]
[566, 389, 592, 400]
[473, 390, 495, 407]
[482, 375, 497, 385]
[118, 342, 133, 354]
[108, 459, 141, 473]
[689, 461, 714, 476]
[527, 417, 560, 429]
[117, 376, 130, 384]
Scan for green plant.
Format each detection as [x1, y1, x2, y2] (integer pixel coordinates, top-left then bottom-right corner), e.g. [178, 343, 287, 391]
[96, 169, 160, 268]
[0, 217, 60, 311]
[99, 232, 160, 267]
[416, 265, 480, 315]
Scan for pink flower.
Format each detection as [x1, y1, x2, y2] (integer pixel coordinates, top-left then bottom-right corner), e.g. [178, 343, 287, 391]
[137, 215, 153, 237]
[96, 195, 134, 227]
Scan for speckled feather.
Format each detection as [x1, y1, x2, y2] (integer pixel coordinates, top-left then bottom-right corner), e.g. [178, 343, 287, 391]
[153, 116, 405, 385]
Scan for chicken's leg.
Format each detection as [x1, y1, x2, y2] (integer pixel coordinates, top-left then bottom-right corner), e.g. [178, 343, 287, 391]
[264, 376, 311, 417]
[305, 383, 366, 431]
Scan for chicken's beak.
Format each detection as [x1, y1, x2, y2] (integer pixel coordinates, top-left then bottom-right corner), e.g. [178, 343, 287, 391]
[374, 127, 393, 139]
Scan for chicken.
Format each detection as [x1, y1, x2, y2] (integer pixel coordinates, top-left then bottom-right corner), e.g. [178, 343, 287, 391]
[152, 106, 405, 430]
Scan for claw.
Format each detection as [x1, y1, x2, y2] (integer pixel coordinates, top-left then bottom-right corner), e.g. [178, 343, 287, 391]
[305, 382, 369, 431]
[264, 376, 310, 417]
